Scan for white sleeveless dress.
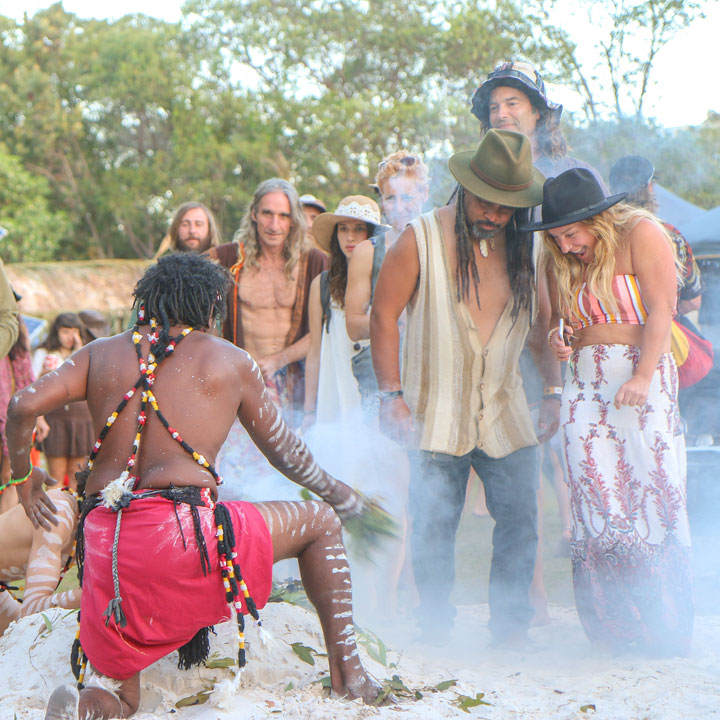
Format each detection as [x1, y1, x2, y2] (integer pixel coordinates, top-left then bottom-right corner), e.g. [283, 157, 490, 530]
[316, 301, 363, 424]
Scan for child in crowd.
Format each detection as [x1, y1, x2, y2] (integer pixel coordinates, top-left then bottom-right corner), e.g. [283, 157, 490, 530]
[32, 313, 94, 490]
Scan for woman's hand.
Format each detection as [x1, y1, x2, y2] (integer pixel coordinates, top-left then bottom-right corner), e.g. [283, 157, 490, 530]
[299, 411, 316, 435]
[549, 322, 574, 362]
[614, 373, 651, 409]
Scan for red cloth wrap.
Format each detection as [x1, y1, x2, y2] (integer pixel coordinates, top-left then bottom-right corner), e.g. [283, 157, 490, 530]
[79, 496, 273, 679]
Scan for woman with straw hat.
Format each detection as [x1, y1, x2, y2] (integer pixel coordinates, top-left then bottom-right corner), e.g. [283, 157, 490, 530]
[528, 168, 692, 656]
[303, 196, 389, 426]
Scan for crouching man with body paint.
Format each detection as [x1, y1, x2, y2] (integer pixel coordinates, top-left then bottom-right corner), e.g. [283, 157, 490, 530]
[8, 253, 383, 720]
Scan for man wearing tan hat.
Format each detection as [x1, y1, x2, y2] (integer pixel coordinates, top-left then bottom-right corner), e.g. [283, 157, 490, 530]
[371, 129, 561, 645]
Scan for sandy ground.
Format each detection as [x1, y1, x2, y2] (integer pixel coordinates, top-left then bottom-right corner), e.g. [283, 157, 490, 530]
[1, 601, 719, 720]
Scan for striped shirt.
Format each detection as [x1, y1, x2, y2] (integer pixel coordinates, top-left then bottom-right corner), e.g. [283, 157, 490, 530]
[573, 274, 648, 329]
[401, 210, 538, 458]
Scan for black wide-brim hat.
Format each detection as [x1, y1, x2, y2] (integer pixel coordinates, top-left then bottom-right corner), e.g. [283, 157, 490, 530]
[521, 168, 627, 232]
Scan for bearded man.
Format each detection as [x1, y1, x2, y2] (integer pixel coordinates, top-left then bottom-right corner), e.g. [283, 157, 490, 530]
[370, 129, 561, 645]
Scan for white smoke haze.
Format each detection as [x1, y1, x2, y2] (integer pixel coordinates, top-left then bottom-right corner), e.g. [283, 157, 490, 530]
[210, 398, 720, 718]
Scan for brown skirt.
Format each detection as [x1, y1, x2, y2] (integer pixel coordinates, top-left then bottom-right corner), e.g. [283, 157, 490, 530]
[42, 401, 95, 458]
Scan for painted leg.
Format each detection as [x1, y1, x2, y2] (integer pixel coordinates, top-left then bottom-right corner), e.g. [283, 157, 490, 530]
[254, 500, 383, 704]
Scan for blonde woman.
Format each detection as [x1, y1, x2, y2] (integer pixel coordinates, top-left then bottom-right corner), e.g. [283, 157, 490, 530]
[527, 168, 692, 656]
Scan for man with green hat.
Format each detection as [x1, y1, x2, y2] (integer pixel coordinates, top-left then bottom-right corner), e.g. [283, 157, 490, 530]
[370, 129, 562, 645]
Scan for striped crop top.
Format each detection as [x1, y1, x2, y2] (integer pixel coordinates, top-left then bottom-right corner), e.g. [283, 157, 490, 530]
[573, 274, 648, 329]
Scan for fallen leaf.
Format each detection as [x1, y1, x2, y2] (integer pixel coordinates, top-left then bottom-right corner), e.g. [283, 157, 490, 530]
[435, 679, 457, 692]
[175, 690, 212, 708]
[291, 642, 316, 666]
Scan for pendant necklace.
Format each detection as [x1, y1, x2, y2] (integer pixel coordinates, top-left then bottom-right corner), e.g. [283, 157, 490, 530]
[479, 237, 496, 258]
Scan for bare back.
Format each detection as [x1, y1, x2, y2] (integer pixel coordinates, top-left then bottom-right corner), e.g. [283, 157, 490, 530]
[81, 330, 256, 497]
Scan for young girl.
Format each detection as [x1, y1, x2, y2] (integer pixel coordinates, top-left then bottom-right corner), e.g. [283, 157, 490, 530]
[303, 196, 388, 425]
[33, 313, 94, 489]
[530, 168, 691, 656]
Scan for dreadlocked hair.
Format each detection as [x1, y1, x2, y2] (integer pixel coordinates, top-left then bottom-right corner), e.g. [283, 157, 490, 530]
[454, 185, 535, 325]
[132, 253, 231, 351]
[327, 222, 374, 307]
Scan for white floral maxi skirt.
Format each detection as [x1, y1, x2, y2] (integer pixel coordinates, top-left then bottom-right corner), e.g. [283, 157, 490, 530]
[562, 344, 693, 655]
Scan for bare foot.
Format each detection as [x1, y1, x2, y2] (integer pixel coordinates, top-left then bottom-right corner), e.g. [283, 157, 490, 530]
[45, 686, 79, 720]
[530, 605, 551, 627]
[332, 668, 386, 705]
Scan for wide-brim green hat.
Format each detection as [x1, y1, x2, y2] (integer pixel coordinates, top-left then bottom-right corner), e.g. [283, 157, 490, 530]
[448, 129, 545, 208]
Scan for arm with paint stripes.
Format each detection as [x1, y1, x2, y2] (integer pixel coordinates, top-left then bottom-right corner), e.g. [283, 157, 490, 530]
[236, 352, 364, 521]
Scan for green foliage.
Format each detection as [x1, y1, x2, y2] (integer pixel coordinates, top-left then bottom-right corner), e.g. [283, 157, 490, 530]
[0, 0, 713, 263]
[354, 625, 389, 666]
[566, 116, 720, 208]
[175, 688, 212, 707]
[0, 147, 69, 262]
[454, 691, 492, 712]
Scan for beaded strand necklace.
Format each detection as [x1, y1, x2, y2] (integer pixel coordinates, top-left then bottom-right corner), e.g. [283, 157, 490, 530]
[70, 312, 260, 688]
[87, 316, 222, 486]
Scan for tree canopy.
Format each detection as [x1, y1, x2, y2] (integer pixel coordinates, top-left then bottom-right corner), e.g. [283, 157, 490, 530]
[0, 0, 715, 263]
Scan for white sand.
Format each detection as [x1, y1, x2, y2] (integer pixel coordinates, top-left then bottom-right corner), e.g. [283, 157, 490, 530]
[1, 602, 719, 720]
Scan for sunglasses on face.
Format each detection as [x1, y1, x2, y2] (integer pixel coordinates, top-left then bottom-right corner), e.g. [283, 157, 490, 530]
[377, 155, 419, 170]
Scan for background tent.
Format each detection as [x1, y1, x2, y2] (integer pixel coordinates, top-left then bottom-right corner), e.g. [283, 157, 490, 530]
[679, 205, 720, 249]
[656, 184, 707, 229]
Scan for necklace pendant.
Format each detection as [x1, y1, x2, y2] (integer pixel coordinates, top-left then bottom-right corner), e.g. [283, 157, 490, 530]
[479, 238, 489, 258]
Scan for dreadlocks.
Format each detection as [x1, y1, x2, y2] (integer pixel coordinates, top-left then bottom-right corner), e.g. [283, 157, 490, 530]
[454, 185, 535, 325]
[133, 253, 231, 348]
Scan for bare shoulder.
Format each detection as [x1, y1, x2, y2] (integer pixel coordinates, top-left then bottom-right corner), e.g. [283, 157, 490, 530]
[628, 217, 668, 247]
[217, 335, 264, 382]
[47, 489, 79, 517]
[628, 218, 673, 265]
[385, 224, 419, 261]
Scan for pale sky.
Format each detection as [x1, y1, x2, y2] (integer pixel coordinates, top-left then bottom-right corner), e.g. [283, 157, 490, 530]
[3, 0, 719, 128]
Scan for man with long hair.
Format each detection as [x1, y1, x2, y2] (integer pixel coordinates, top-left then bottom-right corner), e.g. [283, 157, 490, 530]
[210, 179, 326, 421]
[371, 130, 561, 646]
[10, 253, 382, 719]
[471, 61, 606, 190]
[154, 201, 221, 257]
[472, 60, 607, 624]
